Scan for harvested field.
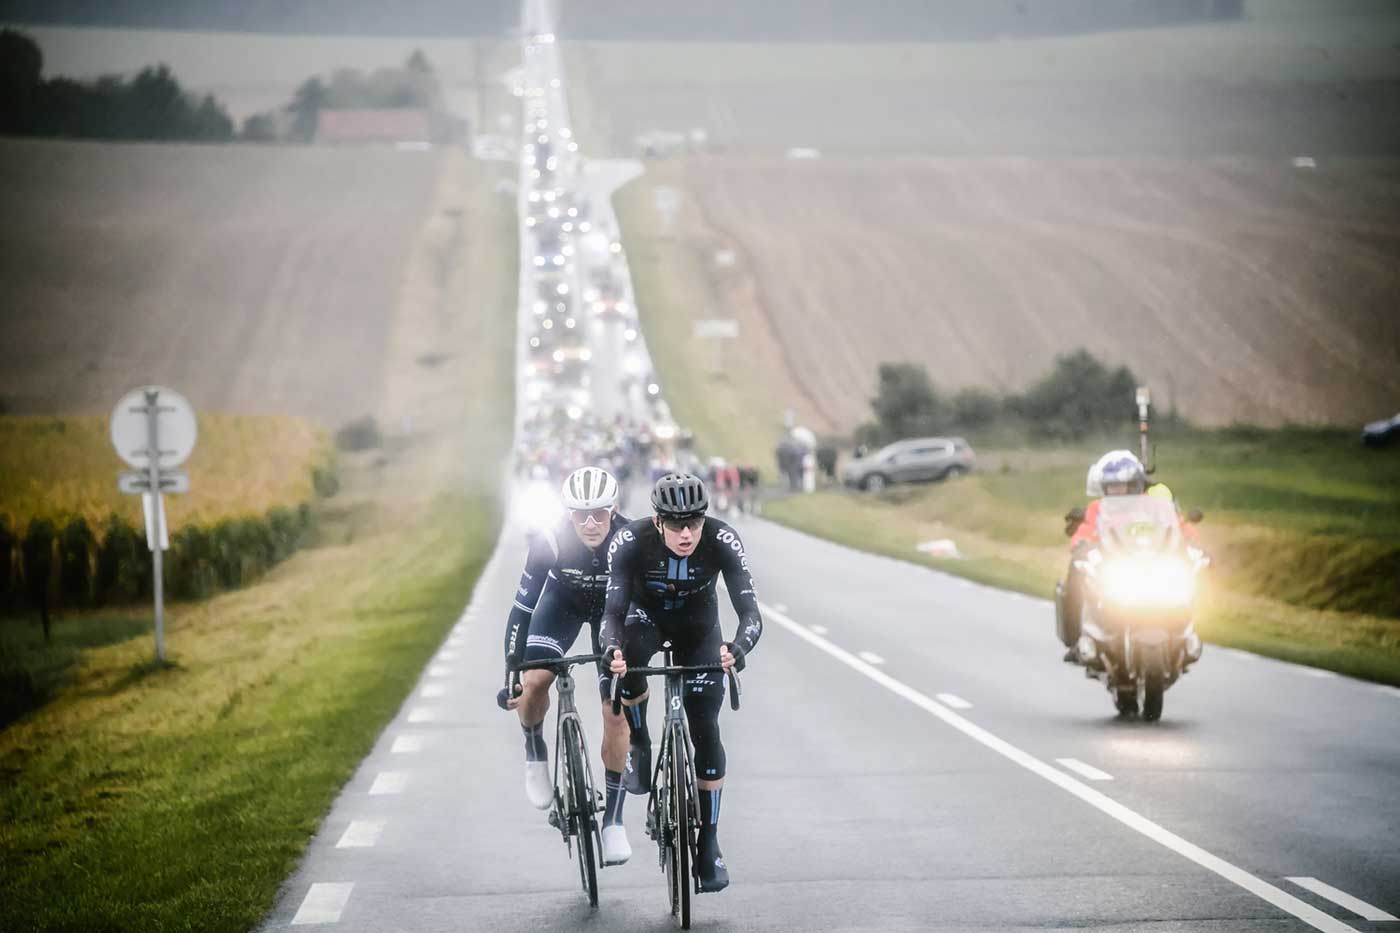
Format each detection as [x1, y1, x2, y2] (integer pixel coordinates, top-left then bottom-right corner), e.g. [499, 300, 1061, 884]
[618, 156, 1400, 429]
[564, 12, 1400, 158]
[0, 138, 504, 431]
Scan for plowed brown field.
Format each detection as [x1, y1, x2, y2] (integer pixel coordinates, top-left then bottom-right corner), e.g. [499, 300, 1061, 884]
[621, 157, 1400, 429]
[0, 139, 481, 429]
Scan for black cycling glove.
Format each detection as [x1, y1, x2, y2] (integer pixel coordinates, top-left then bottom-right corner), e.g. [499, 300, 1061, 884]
[723, 641, 746, 673]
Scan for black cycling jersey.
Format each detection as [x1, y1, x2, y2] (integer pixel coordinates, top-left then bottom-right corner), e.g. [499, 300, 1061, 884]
[599, 516, 763, 656]
[503, 513, 630, 667]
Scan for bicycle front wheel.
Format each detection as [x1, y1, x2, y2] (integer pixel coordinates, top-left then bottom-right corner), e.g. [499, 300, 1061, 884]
[667, 723, 693, 928]
[563, 718, 600, 907]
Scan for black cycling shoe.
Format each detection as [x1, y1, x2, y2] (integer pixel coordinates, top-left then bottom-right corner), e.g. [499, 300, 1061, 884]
[695, 829, 729, 893]
[624, 740, 651, 795]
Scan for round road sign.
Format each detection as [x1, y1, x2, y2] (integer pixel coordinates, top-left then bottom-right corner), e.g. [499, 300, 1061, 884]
[110, 385, 198, 470]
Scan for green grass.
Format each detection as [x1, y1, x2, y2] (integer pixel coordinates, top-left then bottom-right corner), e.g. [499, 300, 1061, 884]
[0, 499, 497, 932]
[0, 154, 518, 933]
[764, 427, 1400, 684]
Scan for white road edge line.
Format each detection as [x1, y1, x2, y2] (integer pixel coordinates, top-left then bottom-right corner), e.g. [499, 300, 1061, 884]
[291, 882, 354, 925]
[809, 624, 829, 635]
[369, 772, 407, 796]
[857, 651, 885, 665]
[1286, 877, 1398, 921]
[336, 820, 384, 849]
[759, 600, 1359, 933]
[427, 664, 453, 678]
[420, 684, 447, 698]
[1056, 757, 1114, 781]
[391, 735, 424, 754]
[936, 693, 973, 710]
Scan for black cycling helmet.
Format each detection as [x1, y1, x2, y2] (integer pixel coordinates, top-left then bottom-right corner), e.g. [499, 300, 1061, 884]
[651, 472, 708, 520]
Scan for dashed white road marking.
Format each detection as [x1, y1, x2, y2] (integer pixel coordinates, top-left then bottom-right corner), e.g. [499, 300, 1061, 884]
[369, 772, 407, 796]
[1301, 668, 1337, 679]
[407, 707, 438, 723]
[336, 820, 384, 849]
[1286, 877, 1397, 921]
[773, 603, 789, 613]
[391, 735, 424, 754]
[935, 693, 973, 710]
[1374, 684, 1400, 699]
[1222, 648, 1257, 661]
[1056, 757, 1114, 781]
[759, 600, 1359, 933]
[427, 664, 453, 678]
[291, 882, 354, 925]
[439, 650, 460, 661]
[420, 684, 447, 698]
[809, 624, 828, 635]
[857, 651, 885, 665]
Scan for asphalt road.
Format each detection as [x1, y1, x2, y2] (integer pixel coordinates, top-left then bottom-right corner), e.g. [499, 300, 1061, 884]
[258, 1, 1400, 929]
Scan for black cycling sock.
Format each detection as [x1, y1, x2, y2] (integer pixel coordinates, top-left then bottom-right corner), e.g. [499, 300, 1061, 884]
[603, 769, 626, 826]
[698, 787, 722, 828]
[522, 721, 547, 762]
[625, 698, 650, 745]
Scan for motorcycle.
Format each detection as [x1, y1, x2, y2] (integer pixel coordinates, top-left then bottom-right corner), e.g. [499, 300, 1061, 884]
[1055, 494, 1208, 721]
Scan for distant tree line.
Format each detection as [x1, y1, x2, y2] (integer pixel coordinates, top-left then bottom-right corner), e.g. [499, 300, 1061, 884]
[0, 28, 234, 141]
[856, 349, 1157, 447]
[249, 49, 444, 143]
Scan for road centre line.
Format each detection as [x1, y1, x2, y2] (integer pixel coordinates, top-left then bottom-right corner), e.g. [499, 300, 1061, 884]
[336, 821, 383, 849]
[936, 693, 973, 710]
[1286, 877, 1397, 921]
[1056, 758, 1114, 781]
[759, 599, 1359, 933]
[291, 882, 354, 925]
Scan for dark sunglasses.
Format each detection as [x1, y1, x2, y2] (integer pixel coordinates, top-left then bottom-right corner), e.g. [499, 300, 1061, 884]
[659, 516, 705, 533]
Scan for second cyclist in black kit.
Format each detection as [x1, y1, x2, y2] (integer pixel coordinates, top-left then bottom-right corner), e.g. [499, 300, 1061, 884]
[498, 466, 635, 866]
[602, 472, 764, 893]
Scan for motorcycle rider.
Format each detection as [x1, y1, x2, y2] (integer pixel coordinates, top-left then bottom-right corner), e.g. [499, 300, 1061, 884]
[498, 466, 635, 865]
[1056, 450, 1147, 662]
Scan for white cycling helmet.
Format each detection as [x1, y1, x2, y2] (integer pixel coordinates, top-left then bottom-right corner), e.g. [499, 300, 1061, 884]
[561, 466, 619, 510]
[1086, 450, 1146, 497]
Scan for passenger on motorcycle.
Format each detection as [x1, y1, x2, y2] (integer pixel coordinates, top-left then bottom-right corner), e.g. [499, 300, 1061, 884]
[497, 466, 635, 866]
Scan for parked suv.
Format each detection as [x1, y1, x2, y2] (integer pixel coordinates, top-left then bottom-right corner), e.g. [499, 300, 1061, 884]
[842, 437, 975, 492]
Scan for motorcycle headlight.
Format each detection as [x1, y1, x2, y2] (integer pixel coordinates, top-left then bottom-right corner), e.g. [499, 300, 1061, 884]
[1100, 557, 1195, 607]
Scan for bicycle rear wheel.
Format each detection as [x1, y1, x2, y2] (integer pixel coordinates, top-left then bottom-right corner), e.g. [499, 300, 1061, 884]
[563, 719, 599, 907]
[666, 723, 693, 929]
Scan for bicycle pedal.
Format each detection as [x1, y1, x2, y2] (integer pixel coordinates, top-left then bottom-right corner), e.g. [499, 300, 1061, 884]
[547, 810, 562, 830]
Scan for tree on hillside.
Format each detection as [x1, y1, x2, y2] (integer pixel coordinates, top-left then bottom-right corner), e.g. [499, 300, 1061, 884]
[0, 28, 43, 134]
[288, 76, 327, 141]
[856, 363, 952, 447]
[1008, 348, 1137, 440]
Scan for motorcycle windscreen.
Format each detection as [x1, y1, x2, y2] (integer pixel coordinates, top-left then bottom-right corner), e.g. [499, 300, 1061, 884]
[1095, 494, 1183, 553]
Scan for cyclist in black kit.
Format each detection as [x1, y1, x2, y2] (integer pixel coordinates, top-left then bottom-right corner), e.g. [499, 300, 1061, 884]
[602, 472, 763, 893]
[498, 466, 635, 865]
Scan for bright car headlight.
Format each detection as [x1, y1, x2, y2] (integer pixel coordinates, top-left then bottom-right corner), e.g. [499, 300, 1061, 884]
[1100, 557, 1195, 607]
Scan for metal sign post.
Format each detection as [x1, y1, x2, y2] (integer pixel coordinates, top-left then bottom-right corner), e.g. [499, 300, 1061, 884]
[110, 385, 197, 663]
[1136, 386, 1153, 474]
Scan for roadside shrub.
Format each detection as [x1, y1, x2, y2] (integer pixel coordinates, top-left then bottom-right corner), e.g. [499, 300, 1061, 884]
[335, 415, 382, 452]
[167, 524, 216, 600]
[950, 388, 1001, 431]
[21, 518, 56, 637]
[0, 516, 14, 610]
[1007, 349, 1137, 441]
[266, 507, 302, 562]
[312, 463, 341, 498]
[95, 515, 147, 605]
[58, 517, 96, 607]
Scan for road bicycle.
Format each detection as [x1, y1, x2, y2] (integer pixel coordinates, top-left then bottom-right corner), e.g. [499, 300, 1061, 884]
[514, 654, 605, 906]
[611, 644, 741, 929]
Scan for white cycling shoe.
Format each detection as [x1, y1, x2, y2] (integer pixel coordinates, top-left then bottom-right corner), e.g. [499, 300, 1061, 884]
[601, 824, 632, 865]
[524, 760, 553, 810]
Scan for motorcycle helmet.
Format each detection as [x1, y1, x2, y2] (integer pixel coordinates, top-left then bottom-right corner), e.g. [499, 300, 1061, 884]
[1086, 450, 1146, 496]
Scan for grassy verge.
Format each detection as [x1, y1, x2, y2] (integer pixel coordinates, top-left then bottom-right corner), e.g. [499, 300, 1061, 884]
[765, 427, 1400, 684]
[0, 152, 517, 932]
